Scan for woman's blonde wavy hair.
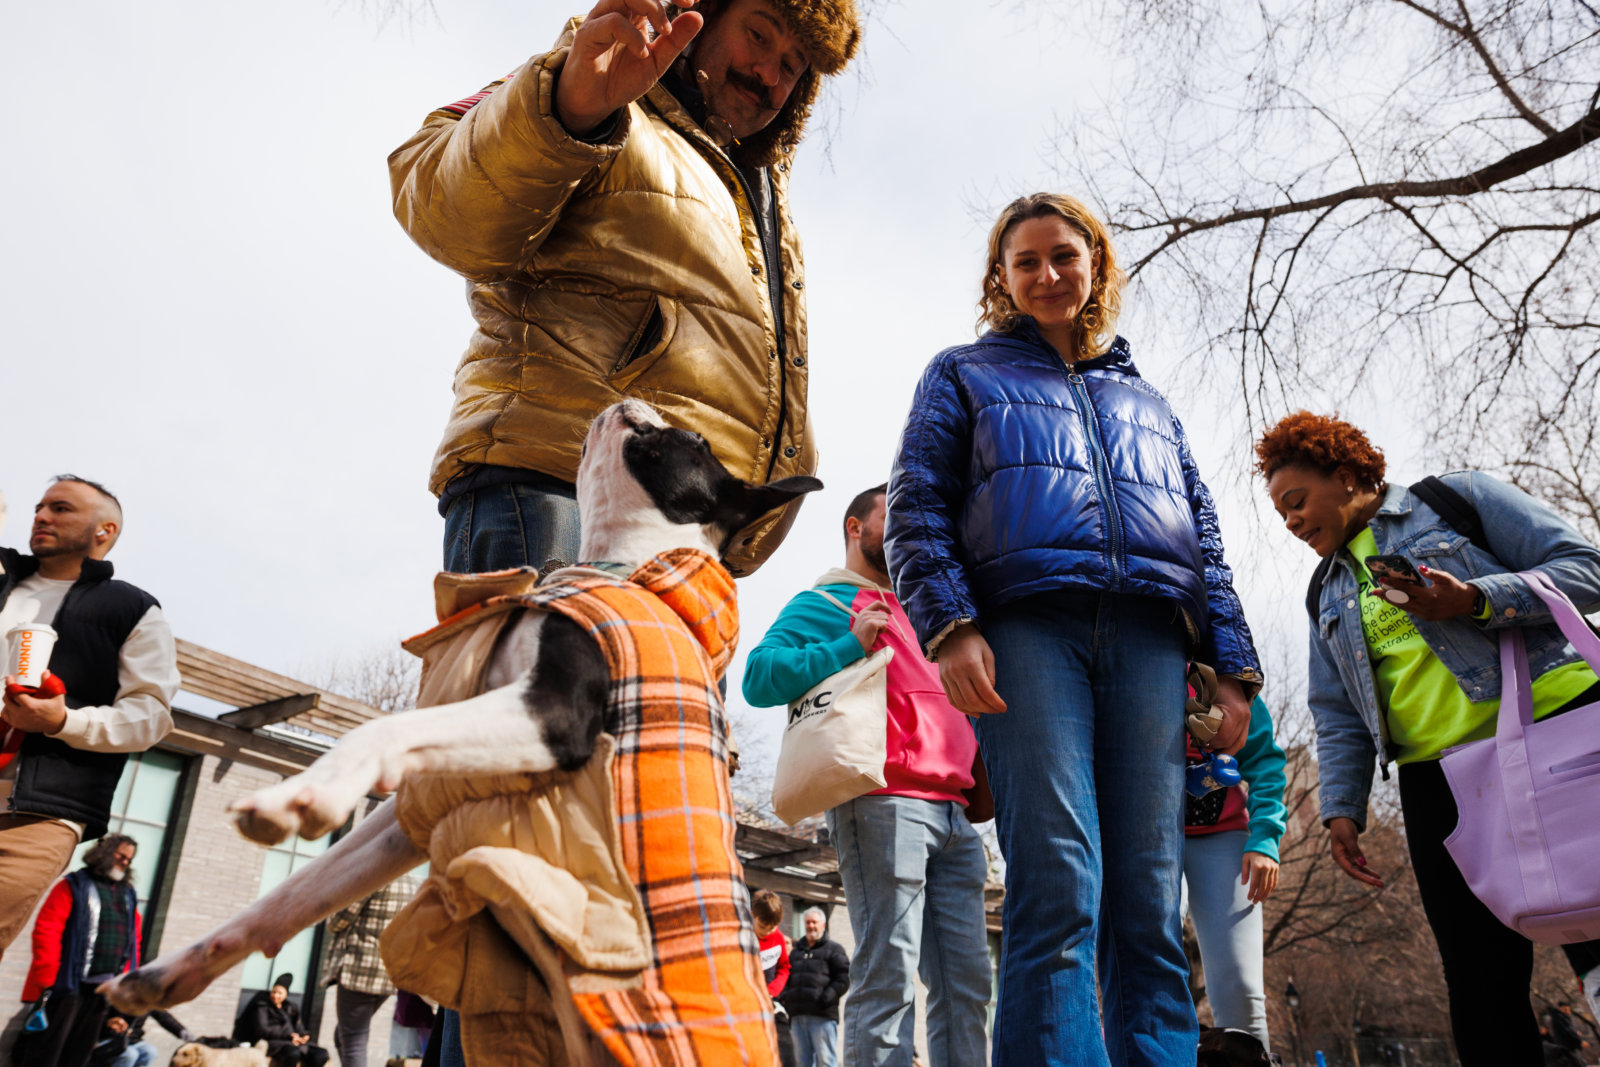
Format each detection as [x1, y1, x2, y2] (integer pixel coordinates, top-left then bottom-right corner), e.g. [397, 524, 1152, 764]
[977, 193, 1126, 360]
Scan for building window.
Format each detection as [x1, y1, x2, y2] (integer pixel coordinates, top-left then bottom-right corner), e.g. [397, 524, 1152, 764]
[71, 749, 188, 917]
[239, 830, 334, 1006]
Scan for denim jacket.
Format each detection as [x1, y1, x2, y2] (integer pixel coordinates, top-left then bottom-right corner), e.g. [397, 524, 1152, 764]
[1308, 472, 1600, 829]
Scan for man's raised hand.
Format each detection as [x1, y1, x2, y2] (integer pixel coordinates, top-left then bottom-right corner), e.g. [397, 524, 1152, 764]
[556, 0, 704, 136]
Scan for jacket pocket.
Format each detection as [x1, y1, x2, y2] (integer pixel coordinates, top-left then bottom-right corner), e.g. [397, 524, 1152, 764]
[609, 297, 678, 380]
[1406, 529, 1475, 573]
[1318, 607, 1341, 640]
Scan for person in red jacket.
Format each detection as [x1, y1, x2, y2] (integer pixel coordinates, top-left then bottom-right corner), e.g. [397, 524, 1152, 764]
[753, 890, 795, 1067]
[19, 834, 143, 1067]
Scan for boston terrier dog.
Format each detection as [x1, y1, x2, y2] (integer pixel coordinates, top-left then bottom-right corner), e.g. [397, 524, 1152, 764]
[100, 399, 820, 1020]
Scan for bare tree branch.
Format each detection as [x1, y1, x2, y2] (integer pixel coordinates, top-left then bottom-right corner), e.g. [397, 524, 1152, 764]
[1122, 103, 1600, 273]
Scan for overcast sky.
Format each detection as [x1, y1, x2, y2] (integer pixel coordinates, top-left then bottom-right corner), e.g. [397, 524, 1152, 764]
[1, 0, 1418, 777]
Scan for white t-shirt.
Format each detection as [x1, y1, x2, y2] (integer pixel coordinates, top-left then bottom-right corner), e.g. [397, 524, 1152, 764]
[0, 573, 75, 633]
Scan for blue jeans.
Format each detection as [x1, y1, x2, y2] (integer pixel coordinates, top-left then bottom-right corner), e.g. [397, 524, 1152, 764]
[442, 479, 582, 573]
[790, 1014, 839, 1067]
[1182, 829, 1268, 1045]
[440, 481, 581, 1067]
[110, 1041, 158, 1067]
[827, 795, 991, 1067]
[977, 591, 1195, 1066]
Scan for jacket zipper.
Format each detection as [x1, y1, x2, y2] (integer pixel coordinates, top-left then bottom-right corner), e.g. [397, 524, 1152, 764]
[714, 149, 788, 481]
[655, 89, 790, 483]
[1067, 371, 1124, 585]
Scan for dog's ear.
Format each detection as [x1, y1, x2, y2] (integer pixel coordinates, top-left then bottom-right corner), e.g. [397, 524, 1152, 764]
[712, 476, 823, 548]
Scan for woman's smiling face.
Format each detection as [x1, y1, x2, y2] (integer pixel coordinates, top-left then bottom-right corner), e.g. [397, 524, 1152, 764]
[1266, 462, 1371, 558]
[998, 215, 1099, 334]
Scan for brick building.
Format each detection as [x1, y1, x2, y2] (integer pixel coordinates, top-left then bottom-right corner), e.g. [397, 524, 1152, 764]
[0, 640, 402, 1063]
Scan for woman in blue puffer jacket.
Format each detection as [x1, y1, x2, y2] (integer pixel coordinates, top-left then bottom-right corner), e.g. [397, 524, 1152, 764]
[885, 192, 1262, 1066]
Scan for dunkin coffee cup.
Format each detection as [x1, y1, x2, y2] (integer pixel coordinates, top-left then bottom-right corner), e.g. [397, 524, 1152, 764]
[7, 622, 58, 689]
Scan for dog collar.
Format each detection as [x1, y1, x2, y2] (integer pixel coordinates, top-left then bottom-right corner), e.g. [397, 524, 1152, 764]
[542, 561, 635, 583]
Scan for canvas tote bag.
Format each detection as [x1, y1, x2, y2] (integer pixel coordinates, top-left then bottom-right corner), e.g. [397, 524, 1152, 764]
[770, 588, 894, 826]
[1442, 569, 1600, 944]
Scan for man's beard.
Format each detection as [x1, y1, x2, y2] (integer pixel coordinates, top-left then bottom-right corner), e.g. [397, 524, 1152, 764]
[32, 529, 93, 558]
[91, 860, 132, 882]
[861, 538, 888, 575]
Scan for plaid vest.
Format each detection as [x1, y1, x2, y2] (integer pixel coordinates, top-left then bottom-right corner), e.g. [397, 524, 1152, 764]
[514, 549, 774, 1066]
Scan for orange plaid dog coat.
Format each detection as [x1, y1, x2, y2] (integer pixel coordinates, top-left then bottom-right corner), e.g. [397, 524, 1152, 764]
[388, 548, 776, 1067]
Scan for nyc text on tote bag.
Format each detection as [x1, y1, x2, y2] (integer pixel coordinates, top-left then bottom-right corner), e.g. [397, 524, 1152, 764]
[770, 588, 892, 826]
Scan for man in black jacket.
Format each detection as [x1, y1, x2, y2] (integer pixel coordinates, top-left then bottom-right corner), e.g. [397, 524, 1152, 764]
[0, 476, 177, 958]
[780, 907, 850, 1067]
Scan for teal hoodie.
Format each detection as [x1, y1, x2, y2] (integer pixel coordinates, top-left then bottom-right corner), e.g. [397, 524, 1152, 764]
[1185, 696, 1288, 861]
[744, 568, 977, 804]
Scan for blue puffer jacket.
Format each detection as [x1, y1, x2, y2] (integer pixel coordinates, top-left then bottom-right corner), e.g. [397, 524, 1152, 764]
[885, 322, 1260, 680]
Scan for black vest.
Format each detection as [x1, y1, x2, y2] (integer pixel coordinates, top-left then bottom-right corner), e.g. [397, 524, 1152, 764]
[1, 549, 160, 839]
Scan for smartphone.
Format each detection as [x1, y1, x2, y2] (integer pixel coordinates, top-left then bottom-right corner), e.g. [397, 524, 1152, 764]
[1364, 554, 1425, 585]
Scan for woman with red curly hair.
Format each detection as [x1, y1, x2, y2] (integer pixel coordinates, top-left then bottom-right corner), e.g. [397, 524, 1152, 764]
[1257, 412, 1600, 1064]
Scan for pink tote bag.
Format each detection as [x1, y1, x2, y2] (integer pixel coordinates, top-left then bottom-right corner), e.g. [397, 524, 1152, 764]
[1441, 569, 1600, 944]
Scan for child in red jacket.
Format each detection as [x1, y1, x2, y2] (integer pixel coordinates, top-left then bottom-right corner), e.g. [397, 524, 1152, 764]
[753, 890, 795, 1067]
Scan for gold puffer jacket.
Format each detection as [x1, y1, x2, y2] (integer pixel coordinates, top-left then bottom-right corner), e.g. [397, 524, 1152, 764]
[389, 22, 815, 576]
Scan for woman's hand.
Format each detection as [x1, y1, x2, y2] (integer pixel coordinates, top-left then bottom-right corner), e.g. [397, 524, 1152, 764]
[1240, 851, 1279, 904]
[1328, 816, 1385, 888]
[1208, 676, 1251, 755]
[937, 624, 1007, 715]
[1373, 565, 1478, 622]
[555, 0, 704, 135]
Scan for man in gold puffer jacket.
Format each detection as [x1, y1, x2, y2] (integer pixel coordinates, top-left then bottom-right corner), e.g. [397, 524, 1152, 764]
[390, 0, 861, 578]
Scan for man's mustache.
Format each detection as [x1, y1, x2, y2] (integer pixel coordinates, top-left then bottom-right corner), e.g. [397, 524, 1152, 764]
[725, 68, 783, 111]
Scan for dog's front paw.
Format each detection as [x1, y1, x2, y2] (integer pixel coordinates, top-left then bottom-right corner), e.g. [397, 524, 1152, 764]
[100, 929, 253, 1012]
[231, 768, 368, 844]
[231, 751, 405, 846]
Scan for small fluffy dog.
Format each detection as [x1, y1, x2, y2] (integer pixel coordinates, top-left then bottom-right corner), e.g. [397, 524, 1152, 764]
[102, 401, 819, 1066]
[170, 1041, 270, 1067]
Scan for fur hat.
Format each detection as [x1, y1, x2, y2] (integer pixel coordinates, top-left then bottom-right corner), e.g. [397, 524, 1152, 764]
[671, 0, 862, 166]
[765, 0, 862, 76]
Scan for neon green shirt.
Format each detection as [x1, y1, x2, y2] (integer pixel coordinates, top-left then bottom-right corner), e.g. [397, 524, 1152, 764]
[1347, 528, 1597, 763]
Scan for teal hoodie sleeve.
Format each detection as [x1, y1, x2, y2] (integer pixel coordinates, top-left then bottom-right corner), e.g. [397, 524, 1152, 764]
[1239, 695, 1288, 861]
[741, 585, 867, 708]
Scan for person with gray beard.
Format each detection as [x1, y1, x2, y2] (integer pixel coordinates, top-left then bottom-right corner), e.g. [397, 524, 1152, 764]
[18, 834, 144, 1067]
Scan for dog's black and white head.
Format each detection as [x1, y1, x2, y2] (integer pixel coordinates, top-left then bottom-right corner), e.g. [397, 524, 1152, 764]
[576, 400, 822, 567]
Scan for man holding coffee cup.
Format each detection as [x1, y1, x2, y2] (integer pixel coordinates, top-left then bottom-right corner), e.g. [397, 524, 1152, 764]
[0, 476, 177, 958]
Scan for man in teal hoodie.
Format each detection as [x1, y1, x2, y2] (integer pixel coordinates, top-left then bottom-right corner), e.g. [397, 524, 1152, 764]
[744, 485, 990, 1067]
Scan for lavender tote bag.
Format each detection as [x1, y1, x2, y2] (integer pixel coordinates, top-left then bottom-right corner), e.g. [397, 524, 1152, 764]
[1442, 569, 1600, 944]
